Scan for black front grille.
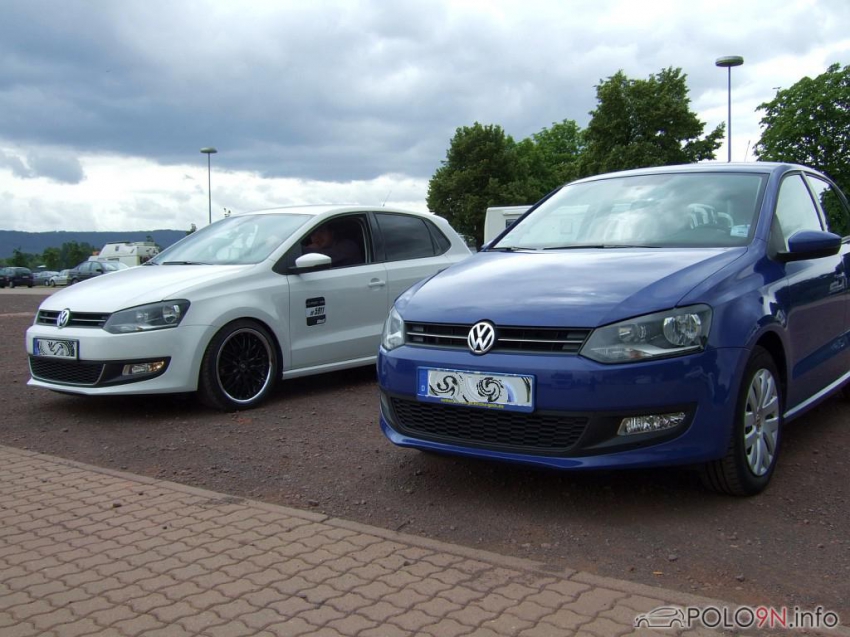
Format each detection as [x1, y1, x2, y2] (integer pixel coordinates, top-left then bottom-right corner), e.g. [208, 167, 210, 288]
[405, 322, 590, 354]
[37, 310, 110, 328]
[389, 397, 588, 454]
[29, 357, 104, 385]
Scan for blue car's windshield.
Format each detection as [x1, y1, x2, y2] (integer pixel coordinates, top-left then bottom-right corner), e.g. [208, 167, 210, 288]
[150, 213, 311, 265]
[493, 172, 767, 250]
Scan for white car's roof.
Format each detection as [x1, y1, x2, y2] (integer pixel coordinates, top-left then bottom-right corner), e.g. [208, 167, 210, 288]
[236, 204, 435, 218]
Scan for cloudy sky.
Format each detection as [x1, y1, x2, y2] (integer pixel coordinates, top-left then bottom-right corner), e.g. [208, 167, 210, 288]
[0, 0, 847, 233]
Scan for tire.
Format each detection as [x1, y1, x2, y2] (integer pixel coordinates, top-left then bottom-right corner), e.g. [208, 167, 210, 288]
[9, 281, 15, 289]
[198, 320, 279, 411]
[701, 346, 782, 496]
[48, 280, 55, 287]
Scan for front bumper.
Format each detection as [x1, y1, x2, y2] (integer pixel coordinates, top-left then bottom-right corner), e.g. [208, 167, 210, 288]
[25, 323, 213, 396]
[378, 345, 748, 470]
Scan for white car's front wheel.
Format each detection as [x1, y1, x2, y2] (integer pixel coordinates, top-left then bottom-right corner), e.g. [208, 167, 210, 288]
[198, 320, 279, 411]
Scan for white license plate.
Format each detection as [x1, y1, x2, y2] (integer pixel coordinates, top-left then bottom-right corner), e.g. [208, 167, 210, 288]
[417, 367, 534, 412]
[33, 338, 79, 359]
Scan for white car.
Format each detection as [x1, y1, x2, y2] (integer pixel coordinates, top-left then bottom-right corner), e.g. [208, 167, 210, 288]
[26, 206, 470, 410]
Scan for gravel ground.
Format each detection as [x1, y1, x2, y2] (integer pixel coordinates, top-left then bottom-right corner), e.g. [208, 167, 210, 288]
[2, 289, 848, 616]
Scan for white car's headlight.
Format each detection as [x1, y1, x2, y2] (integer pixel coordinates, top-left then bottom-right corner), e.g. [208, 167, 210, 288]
[104, 300, 191, 334]
[581, 305, 712, 363]
[381, 306, 405, 351]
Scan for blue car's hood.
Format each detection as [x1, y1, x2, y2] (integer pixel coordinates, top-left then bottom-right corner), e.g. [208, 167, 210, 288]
[400, 247, 747, 327]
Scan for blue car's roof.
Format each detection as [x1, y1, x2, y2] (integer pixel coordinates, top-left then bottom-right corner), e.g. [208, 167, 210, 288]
[569, 161, 818, 186]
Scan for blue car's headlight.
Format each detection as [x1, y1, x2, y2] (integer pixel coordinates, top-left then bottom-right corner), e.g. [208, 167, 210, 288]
[104, 300, 190, 334]
[581, 305, 712, 363]
[381, 307, 405, 351]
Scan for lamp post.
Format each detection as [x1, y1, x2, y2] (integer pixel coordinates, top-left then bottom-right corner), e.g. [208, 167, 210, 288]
[715, 56, 744, 162]
[200, 147, 218, 225]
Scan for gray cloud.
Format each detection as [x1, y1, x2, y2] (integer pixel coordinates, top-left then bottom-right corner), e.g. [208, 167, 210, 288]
[0, 0, 848, 184]
[0, 149, 84, 183]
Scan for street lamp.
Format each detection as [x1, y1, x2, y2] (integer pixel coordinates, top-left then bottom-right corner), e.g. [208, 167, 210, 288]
[200, 147, 218, 225]
[715, 56, 744, 162]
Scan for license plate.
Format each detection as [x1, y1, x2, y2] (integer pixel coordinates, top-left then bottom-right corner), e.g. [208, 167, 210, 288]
[417, 367, 534, 412]
[33, 338, 79, 359]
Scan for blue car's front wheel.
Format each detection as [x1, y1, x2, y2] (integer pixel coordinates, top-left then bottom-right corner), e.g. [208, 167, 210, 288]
[701, 346, 782, 496]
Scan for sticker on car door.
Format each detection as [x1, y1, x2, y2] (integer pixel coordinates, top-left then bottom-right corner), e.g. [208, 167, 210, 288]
[306, 297, 326, 326]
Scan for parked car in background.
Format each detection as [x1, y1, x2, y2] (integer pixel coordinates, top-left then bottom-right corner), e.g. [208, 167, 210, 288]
[48, 270, 73, 287]
[379, 162, 850, 496]
[0, 267, 34, 288]
[33, 270, 59, 286]
[68, 260, 130, 284]
[26, 205, 471, 411]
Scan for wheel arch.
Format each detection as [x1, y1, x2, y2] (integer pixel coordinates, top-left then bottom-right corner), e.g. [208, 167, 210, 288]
[753, 329, 788, 402]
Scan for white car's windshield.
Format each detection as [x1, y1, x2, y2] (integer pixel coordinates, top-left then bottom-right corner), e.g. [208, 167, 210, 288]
[492, 172, 767, 250]
[150, 213, 311, 265]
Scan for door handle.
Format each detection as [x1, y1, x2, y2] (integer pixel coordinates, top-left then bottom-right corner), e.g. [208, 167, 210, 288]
[368, 279, 386, 288]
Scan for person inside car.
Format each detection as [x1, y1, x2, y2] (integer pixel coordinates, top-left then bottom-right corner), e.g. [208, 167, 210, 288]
[304, 224, 361, 267]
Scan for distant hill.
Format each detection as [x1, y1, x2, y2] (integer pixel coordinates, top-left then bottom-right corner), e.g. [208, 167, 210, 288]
[0, 230, 188, 259]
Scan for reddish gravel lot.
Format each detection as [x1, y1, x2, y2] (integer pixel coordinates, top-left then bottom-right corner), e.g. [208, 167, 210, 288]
[2, 289, 848, 616]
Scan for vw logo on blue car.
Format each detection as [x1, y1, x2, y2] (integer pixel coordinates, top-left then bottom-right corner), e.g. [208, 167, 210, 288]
[467, 321, 496, 354]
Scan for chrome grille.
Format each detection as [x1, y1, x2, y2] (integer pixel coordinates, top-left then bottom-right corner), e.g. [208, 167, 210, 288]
[36, 310, 111, 328]
[390, 397, 588, 453]
[405, 322, 590, 354]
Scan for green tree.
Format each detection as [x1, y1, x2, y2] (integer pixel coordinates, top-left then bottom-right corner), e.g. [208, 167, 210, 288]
[531, 119, 585, 187]
[427, 123, 530, 246]
[59, 241, 96, 269]
[11, 248, 30, 267]
[754, 63, 850, 195]
[41, 247, 62, 271]
[579, 68, 723, 176]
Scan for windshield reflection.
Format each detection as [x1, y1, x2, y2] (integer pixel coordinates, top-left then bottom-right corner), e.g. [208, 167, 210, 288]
[150, 214, 311, 265]
[493, 173, 767, 250]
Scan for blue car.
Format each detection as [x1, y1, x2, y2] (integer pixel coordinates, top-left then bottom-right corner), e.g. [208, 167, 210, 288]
[378, 162, 850, 496]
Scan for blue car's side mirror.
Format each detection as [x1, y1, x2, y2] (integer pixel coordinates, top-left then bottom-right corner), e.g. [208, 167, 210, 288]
[778, 230, 842, 262]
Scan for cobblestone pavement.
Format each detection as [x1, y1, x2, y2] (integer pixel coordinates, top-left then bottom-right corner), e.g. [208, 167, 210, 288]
[1, 445, 845, 637]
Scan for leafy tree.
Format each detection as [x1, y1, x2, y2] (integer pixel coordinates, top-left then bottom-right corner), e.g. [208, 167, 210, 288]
[531, 119, 585, 187]
[754, 63, 850, 195]
[10, 248, 29, 267]
[186, 223, 197, 235]
[59, 241, 97, 269]
[427, 123, 530, 246]
[579, 68, 724, 176]
[41, 247, 62, 271]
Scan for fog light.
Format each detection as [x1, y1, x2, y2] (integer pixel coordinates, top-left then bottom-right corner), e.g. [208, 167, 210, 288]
[618, 412, 686, 436]
[122, 361, 166, 376]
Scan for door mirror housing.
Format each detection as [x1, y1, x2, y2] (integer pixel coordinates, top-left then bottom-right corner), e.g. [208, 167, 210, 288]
[777, 230, 842, 263]
[293, 252, 333, 272]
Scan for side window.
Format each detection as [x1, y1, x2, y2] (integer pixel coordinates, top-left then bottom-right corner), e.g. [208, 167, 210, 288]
[806, 174, 850, 237]
[773, 174, 823, 250]
[376, 213, 437, 261]
[426, 221, 452, 255]
[282, 214, 369, 270]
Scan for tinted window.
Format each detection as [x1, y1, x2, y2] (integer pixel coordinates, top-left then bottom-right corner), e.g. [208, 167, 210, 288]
[806, 174, 850, 237]
[377, 214, 437, 261]
[774, 174, 823, 249]
[427, 222, 452, 254]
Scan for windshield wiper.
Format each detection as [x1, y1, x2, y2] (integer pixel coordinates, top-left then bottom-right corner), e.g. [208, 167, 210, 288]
[160, 260, 210, 265]
[487, 246, 538, 252]
[543, 244, 661, 250]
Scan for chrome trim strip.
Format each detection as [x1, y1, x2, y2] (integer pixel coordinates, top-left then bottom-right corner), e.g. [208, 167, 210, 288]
[784, 370, 850, 420]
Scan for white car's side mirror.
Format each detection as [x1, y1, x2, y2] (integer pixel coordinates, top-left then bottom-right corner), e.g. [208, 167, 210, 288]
[294, 253, 333, 271]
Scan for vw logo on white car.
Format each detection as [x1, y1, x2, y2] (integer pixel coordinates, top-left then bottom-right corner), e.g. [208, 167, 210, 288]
[56, 309, 71, 329]
[467, 321, 496, 355]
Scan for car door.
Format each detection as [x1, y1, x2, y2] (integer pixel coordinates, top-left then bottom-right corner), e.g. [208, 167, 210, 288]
[772, 172, 849, 406]
[286, 213, 390, 371]
[372, 211, 456, 302]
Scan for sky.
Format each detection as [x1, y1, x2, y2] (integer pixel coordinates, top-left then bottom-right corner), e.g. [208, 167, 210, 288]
[0, 0, 847, 233]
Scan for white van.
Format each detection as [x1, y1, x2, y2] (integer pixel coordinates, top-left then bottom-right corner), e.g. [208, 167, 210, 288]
[94, 241, 160, 266]
[484, 206, 531, 244]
